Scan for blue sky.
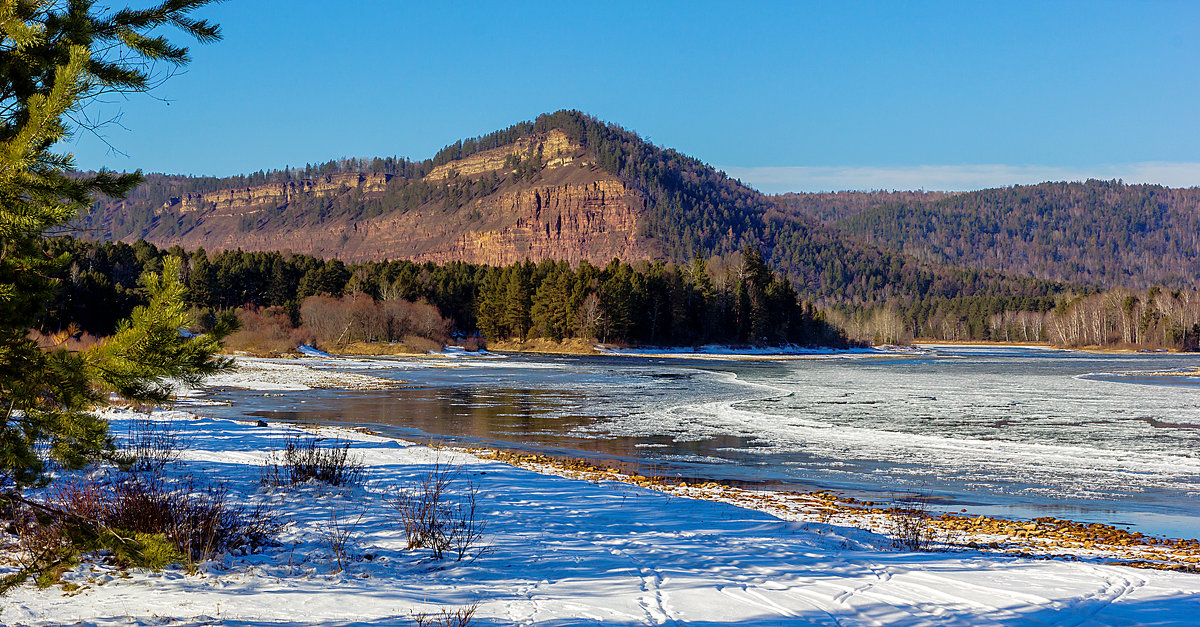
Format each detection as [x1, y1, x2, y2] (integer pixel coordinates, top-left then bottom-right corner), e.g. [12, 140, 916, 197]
[67, 1, 1200, 192]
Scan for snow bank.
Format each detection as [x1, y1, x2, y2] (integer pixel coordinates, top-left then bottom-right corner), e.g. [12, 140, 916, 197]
[3, 409, 1199, 626]
[297, 344, 332, 358]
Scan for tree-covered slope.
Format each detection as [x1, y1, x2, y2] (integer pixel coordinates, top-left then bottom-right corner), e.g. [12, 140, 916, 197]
[821, 180, 1200, 289]
[773, 190, 949, 225]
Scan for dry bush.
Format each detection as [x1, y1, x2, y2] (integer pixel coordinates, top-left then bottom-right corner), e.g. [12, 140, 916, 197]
[399, 334, 441, 354]
[390, 458, 490, 562]
[321, 503, 364, 574]
[346, 293, 387, 341]
[261, 435, 366, 487]
[224, 305, 313, 354]
[301, 294, 451, 348]
[446, 488, 488, 562]
[121, 414, 187, 473]
[104, 475, 278, 562]
[410, 604, 478, 627]
[4, 473, 279, 587]
[383, 298, 451, 341]
[885, 496, 941, 552]
[455, 336, 484, 352]
[5, 480, 109, 584]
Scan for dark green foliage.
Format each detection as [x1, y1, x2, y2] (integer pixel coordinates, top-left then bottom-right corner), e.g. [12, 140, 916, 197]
[0, 0, 228, 492]
[43, 238, 853, 348]
[41, 236, 1200, 350]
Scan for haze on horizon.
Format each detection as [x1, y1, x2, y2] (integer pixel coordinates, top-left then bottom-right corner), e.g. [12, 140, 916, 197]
[64, 0, 1200, 194]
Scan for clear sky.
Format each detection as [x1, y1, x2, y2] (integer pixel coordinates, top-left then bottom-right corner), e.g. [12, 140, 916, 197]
[66, 1, 1200, 192]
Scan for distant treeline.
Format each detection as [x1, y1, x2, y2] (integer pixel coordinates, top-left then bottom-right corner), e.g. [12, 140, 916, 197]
[42, 239, 852, 349]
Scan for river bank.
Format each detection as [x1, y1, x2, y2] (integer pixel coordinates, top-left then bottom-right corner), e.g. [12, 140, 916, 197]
[4, 407, 1199, 625]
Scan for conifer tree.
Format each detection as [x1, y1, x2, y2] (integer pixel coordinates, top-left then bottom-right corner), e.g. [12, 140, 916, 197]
[476, 267, 507, 340]
[504, 265, 532, 340]
[0, 0, 225, 490]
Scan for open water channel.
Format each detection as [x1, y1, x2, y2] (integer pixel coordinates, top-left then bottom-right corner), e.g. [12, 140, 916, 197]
[189, 346, 1200, 538]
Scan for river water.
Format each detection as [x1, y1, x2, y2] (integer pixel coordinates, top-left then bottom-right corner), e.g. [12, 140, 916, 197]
[188, 346, 1200, 538]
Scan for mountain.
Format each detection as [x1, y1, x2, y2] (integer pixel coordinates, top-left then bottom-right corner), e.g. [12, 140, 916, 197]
[778, 181, 1200, 289]
[84, 110, 1059, 308]
[87, 129, 656, 266]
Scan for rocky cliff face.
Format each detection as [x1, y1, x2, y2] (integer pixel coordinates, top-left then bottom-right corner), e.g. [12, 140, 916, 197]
[160, 173, 392, 215]
[426, 129, 580, 180]
[113, 133, 661, 264]
[408, 178, 653, 265]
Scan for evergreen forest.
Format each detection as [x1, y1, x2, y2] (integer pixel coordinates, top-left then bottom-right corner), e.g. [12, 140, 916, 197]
[41, 238, 1200, 352]
[43, 238, 852, 351]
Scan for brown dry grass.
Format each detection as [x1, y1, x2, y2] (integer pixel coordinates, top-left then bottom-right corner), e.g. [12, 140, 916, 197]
[485, 337, 599, 355]
[28, 328, 103, 352]
[340, 335, 442, 355]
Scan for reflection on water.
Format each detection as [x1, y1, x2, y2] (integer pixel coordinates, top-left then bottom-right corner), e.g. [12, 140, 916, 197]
[189, 348, 1200, 537]
[236, 385, 765, 484]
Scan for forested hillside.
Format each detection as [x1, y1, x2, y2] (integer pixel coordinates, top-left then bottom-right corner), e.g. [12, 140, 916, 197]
[84, 110, 1062, 316]
[773, 190, 948, 225]
[787, 181, 1200, 289]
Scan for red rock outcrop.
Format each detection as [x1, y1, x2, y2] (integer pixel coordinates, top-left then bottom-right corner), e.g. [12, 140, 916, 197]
[127, 141, 661, 264]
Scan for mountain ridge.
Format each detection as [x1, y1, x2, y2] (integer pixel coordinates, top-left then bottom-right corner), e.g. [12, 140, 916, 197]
[84, 110, 1060, 310]
[780, 180, 1200, 289]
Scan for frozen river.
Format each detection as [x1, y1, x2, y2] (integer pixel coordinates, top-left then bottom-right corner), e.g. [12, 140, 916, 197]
[191, 346, 1200, 538]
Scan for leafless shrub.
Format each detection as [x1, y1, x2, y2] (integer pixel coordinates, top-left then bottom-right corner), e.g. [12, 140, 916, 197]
[383, 298, 451, 341]
[122, 414, 187, 473]
[390, 458, 490, 562]
[447, 488, 488, 562]
[455, 336, 484, 352]
[261, 435, 366, 487]
[321, 503, 364, 573]
[392, 459, 454, 557]
[300, 295, 351, 346]
[301, 294, 451, 347]
[410, 603, 478, 627]
[885, 496, 942, 552]
[398, 334, 441, 354]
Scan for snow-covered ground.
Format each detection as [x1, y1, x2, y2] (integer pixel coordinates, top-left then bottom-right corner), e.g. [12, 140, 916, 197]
[185, 358, 400, 392]
[4, 406, 1199, 626]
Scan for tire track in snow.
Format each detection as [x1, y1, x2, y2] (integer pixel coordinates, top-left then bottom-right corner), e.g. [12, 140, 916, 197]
[822, 560, 1040, 625]
[1051, 566, 1146, 626]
